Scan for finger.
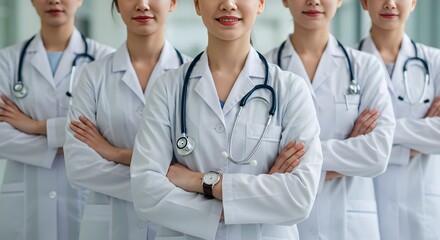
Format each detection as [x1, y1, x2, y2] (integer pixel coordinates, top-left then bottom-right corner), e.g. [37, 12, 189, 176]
[73, 133, 93, 146]
[271, 142, 296, 170]
[79, 115, 100, 134]
[71, 121, 96, 137]
[358, 112, 380, 134]
[70, 123, 94, 140]
[0, 103, 16, 113]
[1, 96, 20, 111]
[285, 159, 300, 173]
[279, 148, 304, 172]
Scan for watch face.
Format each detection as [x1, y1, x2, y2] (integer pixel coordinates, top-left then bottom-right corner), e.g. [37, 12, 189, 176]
[203, 172, 219, 185]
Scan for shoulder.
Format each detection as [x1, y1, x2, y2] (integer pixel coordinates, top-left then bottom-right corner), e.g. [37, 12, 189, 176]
[269, 63, 309, 97]
[265, 46, 282, 64]
[85, 38, 115, 59]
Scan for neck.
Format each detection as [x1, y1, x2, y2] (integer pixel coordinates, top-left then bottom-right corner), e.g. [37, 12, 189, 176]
[291, 25, 329, 56]
[40, 24, 74, 52]
[206, 33, 250, 73]
[126, 31, 165, 63]
[370, 26, 404, 63]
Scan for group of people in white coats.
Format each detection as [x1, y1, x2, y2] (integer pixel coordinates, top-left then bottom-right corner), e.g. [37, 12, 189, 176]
[0, 0, 439, 240]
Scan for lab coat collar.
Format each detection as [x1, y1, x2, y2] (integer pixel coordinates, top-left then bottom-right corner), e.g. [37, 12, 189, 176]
[112, 40, 181, 104]
[310, 35, 342, 92]
[193, 47, 264, 121]
[53, 28, 85, 83]
[27, 28, 85, 88]
[359, 34, 415, 95]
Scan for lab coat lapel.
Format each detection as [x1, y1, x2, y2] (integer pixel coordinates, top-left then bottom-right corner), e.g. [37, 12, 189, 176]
[222, 49, 262, 116]
[390, 35, 414, 94]
[193, 53, 225, 123]
[53, 29, 83, 84]
[311, 37, 339, 92]
[113, 43, 146, 104]
[361, 35, 396, 95]
[144, 41, 182, 96]
[29, 34, 54, 88]
[285, 39, 316, 99]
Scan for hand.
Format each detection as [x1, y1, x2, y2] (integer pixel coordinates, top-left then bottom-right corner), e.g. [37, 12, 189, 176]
[350, 108, 380, 138]
[269, 140, 304, 174]
[70, 115, 132, 165]
[410, 149, 420, 158]
[325, 171, 343, 181]
[425, 96, 440, 118]
[57, 147, 64, 155]
[167, 163, 203, 193]
[0, 95, 46, 135]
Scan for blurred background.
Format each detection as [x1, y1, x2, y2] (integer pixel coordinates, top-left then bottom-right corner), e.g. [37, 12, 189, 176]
[0, 0, 439, 184]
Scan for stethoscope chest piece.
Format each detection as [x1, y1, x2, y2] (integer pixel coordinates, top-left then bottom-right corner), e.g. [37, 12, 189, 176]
[349, 81, 360, 95]
[13, 82, 28, 98]
[176, 134, 195, 156]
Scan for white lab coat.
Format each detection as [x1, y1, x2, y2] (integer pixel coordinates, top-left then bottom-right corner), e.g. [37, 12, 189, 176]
[0, 29, 113, 240]
[266, 35, 396, 240]
[64, 41, 191, 240]
[130, 47, 323, 240]
[359, 34, 440, 240]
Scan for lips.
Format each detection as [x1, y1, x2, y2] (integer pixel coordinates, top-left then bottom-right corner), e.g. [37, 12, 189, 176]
[380, 12, 398, 19]
[303, 10, 323, 17]
[216, 16, 241, 26]
[133, 16, 154, 22]
[46, 9, 64, 14]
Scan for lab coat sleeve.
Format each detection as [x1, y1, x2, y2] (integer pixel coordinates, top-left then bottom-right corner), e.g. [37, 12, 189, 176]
[0, 47, 57, 169]
[393, 117, 440, 154]
[46, 117, 67, 148]
[321, 57, 396, 177]
[64, 66, 132, 202]
[130, 75, 223, 240]
[222, 74, 322, 226]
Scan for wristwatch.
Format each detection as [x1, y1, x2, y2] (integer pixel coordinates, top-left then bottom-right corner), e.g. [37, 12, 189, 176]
[201, 171, 221, 199]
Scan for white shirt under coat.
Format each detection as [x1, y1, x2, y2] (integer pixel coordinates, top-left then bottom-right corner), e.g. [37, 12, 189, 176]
[0, 28, 113, 240]
[64, 41, 191, 240]
[359, 34, 440, 240]
[266, 34, 396, 240]
[130, 47, 323, 240]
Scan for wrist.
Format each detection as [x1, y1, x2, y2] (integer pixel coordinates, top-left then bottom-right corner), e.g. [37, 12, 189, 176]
[35, 120, 47, 135]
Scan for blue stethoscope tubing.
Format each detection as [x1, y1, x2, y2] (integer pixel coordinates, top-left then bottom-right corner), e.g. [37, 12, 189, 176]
[277, 39, 361, 95]
[176, 51, 276, 166]
[358, 39, 430, 104]
[14, 34, 94, 99]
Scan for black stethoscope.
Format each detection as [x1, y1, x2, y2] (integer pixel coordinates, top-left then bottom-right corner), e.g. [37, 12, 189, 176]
[14, 34, 95, 100]
[176, 51, 276, 166]
[359, 38, 430, 104]
[277, 39, 361, 95]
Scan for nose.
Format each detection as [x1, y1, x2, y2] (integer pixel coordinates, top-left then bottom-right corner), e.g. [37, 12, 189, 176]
[383, 0, 397, 9]
[220, 0, 237, 12]
[49, 0, 60, 5]
[136, 0, 151, 11]
[306, 0, 320, 6]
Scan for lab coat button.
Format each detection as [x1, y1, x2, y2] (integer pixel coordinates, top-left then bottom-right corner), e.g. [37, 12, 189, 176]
[48, 191, 57, 199]
[137, 107, 144, 116]
[215, 124, 225, 133]
[137, 220, 146, 228]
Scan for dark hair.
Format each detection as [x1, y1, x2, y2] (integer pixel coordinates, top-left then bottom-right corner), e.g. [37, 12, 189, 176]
[111, 0, 118, 20]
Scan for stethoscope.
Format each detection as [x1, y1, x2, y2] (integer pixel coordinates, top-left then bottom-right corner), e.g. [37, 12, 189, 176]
[358, 39, 430, 104]
[277, 39, 361, 95]
[14, 34, 95, 101]
[176, 51, 276, 166]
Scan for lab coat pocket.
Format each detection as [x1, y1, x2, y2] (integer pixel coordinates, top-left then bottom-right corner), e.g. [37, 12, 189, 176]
[0, 184, 25, 239]
[245, 124, 282, 174]
[155, 227, 189, 240]
[425, 183, 440, 239]
[79, 204, 112, 240]
[334, 95, 360, 138]
[346, 200, 380, 240]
